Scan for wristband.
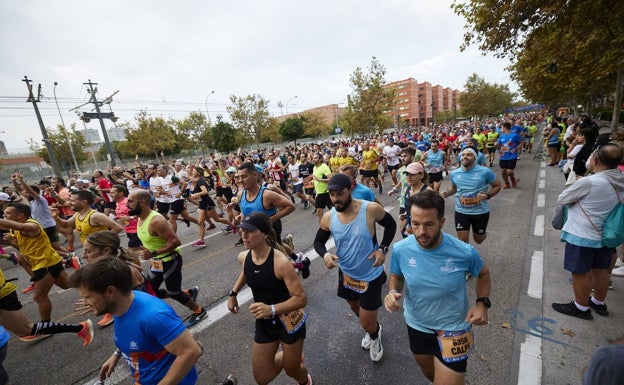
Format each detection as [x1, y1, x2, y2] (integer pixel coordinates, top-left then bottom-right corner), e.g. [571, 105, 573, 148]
[271, 304, 276, 317]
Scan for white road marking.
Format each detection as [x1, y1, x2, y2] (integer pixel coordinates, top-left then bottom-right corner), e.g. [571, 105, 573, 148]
[538, 180, 545, 189]
[537, 193, 545, 208]
[533, 215, 544, 237]
[517, 334, 543, 385]
[539, 169, 545, 178]
[527, 251, 543, 299]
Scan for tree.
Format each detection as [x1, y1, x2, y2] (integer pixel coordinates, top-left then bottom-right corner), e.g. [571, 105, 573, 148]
[458, 73, 515, 119]
[452, 0, 624, 132]
[174, 112, 212, 154]
[226, 94, 272, 145]
[341, 57, 395, 137]
[212, 115, 237, 153]
[27, 123, 89, 173]
[279, 117, 305, 146]
[301, 111, 332, 139]
[124, 111, 177, 160]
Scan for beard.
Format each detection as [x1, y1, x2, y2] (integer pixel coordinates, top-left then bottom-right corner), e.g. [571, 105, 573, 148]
[333, 194, 352, 212]
[128, 205, 142, 216]
[416, 227, 443, 249]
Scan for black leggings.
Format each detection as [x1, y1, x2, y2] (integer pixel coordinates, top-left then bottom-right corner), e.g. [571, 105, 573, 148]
[146, 254, 190, 305]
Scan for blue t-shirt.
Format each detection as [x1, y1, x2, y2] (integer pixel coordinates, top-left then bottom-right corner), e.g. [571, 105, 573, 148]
[425, 150, 444, 173]
[413, 140, 429, 152]
[390, 233, 483, 333]
[352, 183, 376, 202]
[497, 132, 522, 160]
[114, 291, 197, 385]
[450, 165, 496, 215]
[0, 326, 9, 347]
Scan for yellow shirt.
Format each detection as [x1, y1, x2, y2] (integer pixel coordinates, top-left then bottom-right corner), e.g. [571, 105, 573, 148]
[338, 156, 359, 167]
[329, 157, 341, 173]
[0, 269, 18, 299]
[10, 219, 61, 271]
[75, 209, 108, 244]
[360, 150, 379, 171]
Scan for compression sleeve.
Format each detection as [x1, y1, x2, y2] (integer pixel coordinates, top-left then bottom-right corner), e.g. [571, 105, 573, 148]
[377, 212, 397, 248]
[314, 228, 332, 256]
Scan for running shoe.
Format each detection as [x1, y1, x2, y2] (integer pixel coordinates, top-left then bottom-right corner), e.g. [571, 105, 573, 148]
[191, 240, 206, 248]
[303, 201, 310, 210]
[511, 178, 519, 187]
[551, 301, 593, 320]
[588, 297, 608, 316]
[19, 334, 51, 343]
[8, 252, 18, 265]
[22, 282, 35, 294]
[205, 223, 216, 230]
[97, 313, 114, 327]
[71, 254, 81, 270]
[77, 319, 94, 346]
[235, 238, 244, 247]
[369, 324, 383, 361]
[184, 308, 207, 328]
[361, 332, 372, 350]
[183, 219, 191, 227]
[611, 266, 624, 276]
[222, 226, 232, 232]
[185, 286, 199, 303]
[222, 374, 238, 385]
[283, 234, 295, 251]
[231, 226, 238, 235]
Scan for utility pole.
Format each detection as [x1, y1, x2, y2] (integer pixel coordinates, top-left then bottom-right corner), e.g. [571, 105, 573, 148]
[22, 76, 63, 178]
[83, 80, 116, 167]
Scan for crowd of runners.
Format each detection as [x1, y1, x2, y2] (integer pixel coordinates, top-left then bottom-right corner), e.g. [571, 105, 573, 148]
[0, 111, 622, 385]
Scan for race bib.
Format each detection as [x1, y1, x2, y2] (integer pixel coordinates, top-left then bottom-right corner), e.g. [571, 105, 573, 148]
[437, 327, 474, 363]
[343, 273, 368, 293]
[150, 258, 164, 273]
[459, 195, 480, 208]
[279, 308, 307, 334]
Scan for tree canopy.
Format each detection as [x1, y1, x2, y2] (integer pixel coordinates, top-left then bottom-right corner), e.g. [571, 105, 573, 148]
[458, 73, 515, 119]
[452, 0, 624, 131]
[226, 94, 272, 144]
[212, 115, 237, 153]
[27, 123, 89, 173]
[279, 116, 305, 146]
[341, 57, 395, 137]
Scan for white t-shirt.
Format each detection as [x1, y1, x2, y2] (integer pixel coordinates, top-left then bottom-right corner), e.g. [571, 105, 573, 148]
[288, 162, 302, 185]
[383, 145, 401, 166]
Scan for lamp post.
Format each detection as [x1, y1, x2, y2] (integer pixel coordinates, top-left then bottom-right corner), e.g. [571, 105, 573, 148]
[205, 90, 215, 122]
[285, 95, 297, 114]
[53, 82, 80, 175]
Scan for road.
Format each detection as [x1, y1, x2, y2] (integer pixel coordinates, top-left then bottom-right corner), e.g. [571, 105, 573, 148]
[2, 155, 621, 385]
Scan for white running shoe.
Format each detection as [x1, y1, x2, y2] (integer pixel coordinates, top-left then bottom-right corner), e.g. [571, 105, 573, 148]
[369, 324, 383, 361]
[612, 266, 624, 277]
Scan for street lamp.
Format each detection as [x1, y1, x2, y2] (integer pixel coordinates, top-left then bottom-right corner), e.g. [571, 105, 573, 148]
[205, 90, 215, 122]
[53, 82, 80, 174]
[285, 95, 297, 114]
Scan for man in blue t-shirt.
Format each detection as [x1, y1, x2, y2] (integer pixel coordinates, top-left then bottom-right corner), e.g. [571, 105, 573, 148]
[496, 122, 523, 189]
[385, 190, 491, 384]
[441, 146, 501, 245]
[72, 257, 202, 385]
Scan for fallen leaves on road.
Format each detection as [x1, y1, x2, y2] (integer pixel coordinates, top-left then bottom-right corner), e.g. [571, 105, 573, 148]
[561, 328, 575, 337]
[501, 322, 512, 329]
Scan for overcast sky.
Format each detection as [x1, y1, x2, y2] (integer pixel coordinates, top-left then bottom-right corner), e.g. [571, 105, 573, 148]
[0, 0, 514, 152]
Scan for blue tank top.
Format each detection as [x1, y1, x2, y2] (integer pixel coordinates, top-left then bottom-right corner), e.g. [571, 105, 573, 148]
[240, 186, 277, 217]
[426, 150, 444, 172]
[330, 200, 382, 281]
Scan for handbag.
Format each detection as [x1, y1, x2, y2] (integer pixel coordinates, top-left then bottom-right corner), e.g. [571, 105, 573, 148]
[602, 183, 624, 248]
[552, 204, 568, 230]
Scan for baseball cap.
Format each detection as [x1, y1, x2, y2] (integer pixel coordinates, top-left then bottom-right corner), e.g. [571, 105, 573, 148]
[254, 164, 264, 174]
[404, 162, 425, 174]
[0, 192, 10, 202]
[239, 212, 273, 234]
[226, 166, 237, 174]
[327, 173, 352, 191]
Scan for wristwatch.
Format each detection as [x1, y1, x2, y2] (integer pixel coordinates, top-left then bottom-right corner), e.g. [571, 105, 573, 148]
[476, 297, 491, 308]
[228, 290, 238, 297]
[378, 246, 389, 255]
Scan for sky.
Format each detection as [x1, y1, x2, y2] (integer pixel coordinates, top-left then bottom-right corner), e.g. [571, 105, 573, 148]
[0, 0, 515, 152]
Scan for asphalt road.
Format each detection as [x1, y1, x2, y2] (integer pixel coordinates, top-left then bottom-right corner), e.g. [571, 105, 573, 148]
[2, 154, 621, 385]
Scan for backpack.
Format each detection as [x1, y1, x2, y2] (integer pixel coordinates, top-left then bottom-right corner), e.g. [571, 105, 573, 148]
[602, 183, 623, 247]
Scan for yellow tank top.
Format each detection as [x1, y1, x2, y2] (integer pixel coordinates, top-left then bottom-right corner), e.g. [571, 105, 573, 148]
[361, 150, 378, 171]
[329, 157, 341, 173]
[75, 209, 108, 244]
[10, 219, 61, 271]
[0, 269, 18, 299]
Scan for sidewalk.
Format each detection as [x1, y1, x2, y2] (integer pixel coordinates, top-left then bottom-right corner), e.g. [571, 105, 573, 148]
[536, 155, 622, 385]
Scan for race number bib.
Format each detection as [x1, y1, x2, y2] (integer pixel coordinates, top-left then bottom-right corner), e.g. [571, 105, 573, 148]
[437, 327, 474, 363]
[459, 194, 480, 208]
[150, 258, 164, 273]
[342, 273, 369, 294]
[279, 308, 307, 334]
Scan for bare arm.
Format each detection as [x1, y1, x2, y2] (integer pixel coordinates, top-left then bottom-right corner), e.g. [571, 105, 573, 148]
[465, 265, 491, 325]
[264, 190, 295, 223]
[90, 212, 124, 234]
[384, 273, 405, 313]
[157, 331, 202, 385]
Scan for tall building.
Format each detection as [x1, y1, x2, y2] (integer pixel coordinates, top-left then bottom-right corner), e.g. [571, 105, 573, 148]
[385, 78, 461, 127]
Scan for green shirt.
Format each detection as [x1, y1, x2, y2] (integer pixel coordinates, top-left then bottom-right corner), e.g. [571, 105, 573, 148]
[313, 163, 331, 194]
